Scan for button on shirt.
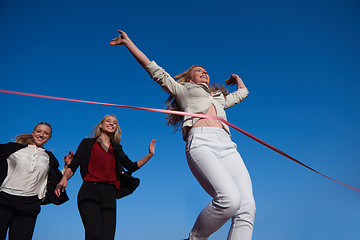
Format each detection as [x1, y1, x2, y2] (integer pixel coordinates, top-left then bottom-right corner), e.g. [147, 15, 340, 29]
[145, 61, 249, 140]
[0, 145, 50, 199]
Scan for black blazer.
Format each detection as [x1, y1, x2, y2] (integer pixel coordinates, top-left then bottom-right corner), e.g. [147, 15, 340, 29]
[68, 138, 140, 199]
[0, 142, 69, 205]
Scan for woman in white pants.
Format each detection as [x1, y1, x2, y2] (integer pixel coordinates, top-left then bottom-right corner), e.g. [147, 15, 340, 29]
[110, 30, 256, 240]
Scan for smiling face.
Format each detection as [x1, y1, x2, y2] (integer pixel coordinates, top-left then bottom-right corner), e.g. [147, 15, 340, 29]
[189, 66, 210, 85]
[32, 124, 52, 147]
[99, 115, 118, 135]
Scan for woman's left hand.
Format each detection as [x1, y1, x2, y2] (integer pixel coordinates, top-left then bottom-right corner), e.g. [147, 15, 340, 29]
[225, 74, 246, 89]
[149, 139, 156, 156]
[64, 151, 74, 167]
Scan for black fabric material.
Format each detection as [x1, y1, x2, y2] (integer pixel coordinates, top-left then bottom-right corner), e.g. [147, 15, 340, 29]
[0, 191, 41, 240]
[77, 181, 117, 240]
[68, 138, 140, 199]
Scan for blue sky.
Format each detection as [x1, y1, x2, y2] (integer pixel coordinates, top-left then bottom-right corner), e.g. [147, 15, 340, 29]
[1, 0, 359, 239]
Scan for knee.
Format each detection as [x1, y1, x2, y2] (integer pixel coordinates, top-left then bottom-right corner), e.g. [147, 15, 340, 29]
[212, 191, 242, 217]
[234, 198, 256, 226]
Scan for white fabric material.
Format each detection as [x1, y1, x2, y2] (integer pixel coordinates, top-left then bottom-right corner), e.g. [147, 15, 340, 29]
[145, 61, 248, 140]
[0, 145, 49, 199]
[186, 127, 256, 240]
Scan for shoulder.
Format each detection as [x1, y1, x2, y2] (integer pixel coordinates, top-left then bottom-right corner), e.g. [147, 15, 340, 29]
[81, 138, 96, 143]
[79, 138, 96, 146]
[111, 141, 122, 150]
[0, 142, 25, 153]
[45, 150, 60, 167]
[1, 142, 23, 147]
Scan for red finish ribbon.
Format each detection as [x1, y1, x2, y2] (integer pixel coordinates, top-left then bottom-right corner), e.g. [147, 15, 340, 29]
[1, 89, 359, 193]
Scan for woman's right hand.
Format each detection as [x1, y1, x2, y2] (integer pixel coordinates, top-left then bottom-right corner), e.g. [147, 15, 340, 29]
[110, 29, 151, 67]
[54, 178, 67, 197]
[110, 30, 131, 46]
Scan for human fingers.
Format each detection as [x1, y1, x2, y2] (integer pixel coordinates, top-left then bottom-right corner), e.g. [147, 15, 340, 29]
[55, 184, 62, 196]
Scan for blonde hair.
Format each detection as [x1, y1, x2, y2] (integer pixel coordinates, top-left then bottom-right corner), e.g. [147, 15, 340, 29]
[15, 122, 52, 145]
[90, 115, 122, 144]
[165, 66, 229, 131]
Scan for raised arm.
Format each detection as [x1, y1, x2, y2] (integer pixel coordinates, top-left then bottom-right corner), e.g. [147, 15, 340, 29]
[136, 139, 156, 168]
[224, 74, 249, 109]
[110, 30, 151, 68]
[225, 74, 249, 93]
[110, 30, 184, 97]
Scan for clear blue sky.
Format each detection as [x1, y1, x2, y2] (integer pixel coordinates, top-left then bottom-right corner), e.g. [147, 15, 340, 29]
[1, 0, 359, 239]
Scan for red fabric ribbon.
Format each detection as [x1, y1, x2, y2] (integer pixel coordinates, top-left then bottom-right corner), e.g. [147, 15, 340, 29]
[1, 89, 359, 193]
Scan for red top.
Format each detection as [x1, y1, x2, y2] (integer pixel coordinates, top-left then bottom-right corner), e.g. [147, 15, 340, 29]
[84, 141, 120, 189]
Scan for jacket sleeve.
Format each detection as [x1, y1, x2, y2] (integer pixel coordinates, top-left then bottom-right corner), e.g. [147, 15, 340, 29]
[68, 138, 89, 174]
[0, 143, 17, 162]
[144, 61, 184, 96]
[116, 144, 139, 173]
[224, 88, 249, 109]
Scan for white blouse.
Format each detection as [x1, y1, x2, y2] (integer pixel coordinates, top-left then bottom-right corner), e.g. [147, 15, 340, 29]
[0, 145, 50, 200]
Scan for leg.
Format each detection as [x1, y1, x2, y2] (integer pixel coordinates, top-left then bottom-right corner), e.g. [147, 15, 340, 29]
[186, 130, 243, 240]
[8, 209, 39, 240]
[99, 184, 117, 240]
[0, 192, 14, 240]
[220, 142, 256, 240]
[2, 193, 40, 240]
[78, 182, 103, 240]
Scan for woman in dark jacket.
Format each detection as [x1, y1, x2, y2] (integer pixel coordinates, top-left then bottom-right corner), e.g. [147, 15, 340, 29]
[55, 114, 156, 240]
[0, 122, 69, 240]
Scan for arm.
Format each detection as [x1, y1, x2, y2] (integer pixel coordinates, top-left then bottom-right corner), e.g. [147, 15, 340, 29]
[61, 151, 74, 174]
[225, 74, 249, 94]
[54, 139, 90, 197]
[55, 168, 74, 197]
[110, 30, 184, 96]
[58, 150, 74, 189]
[224, 74, 249, 109]
[136, 139, 156, 168]
[118, 139, 156, 172]
[110, 30, 151, 68]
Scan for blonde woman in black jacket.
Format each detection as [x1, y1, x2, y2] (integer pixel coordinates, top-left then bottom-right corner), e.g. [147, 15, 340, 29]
[55, 115, 155, 240]
[0, 122, 69, 240]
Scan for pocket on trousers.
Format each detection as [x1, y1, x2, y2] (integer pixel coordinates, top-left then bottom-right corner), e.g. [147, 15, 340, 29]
[185, 134, 195, 153]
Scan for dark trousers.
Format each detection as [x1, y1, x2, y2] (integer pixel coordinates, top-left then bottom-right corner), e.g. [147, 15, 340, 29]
[78, 181, 117, 240]
[0, 191, 40, 240]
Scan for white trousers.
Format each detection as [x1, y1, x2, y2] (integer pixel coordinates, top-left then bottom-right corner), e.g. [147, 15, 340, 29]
[185, 127, 256, 240]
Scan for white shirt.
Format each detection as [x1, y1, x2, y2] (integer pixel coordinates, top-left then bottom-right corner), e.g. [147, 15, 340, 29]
[0, 145, 50, 199]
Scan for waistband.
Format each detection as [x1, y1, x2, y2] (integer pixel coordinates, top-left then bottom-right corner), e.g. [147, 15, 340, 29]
[187, 127, 229, 137]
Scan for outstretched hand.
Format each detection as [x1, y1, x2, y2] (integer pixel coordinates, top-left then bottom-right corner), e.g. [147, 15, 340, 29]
[149, 139, 156, 156]
[110, 30, 130, 46]
[225, 74, 246, 89]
